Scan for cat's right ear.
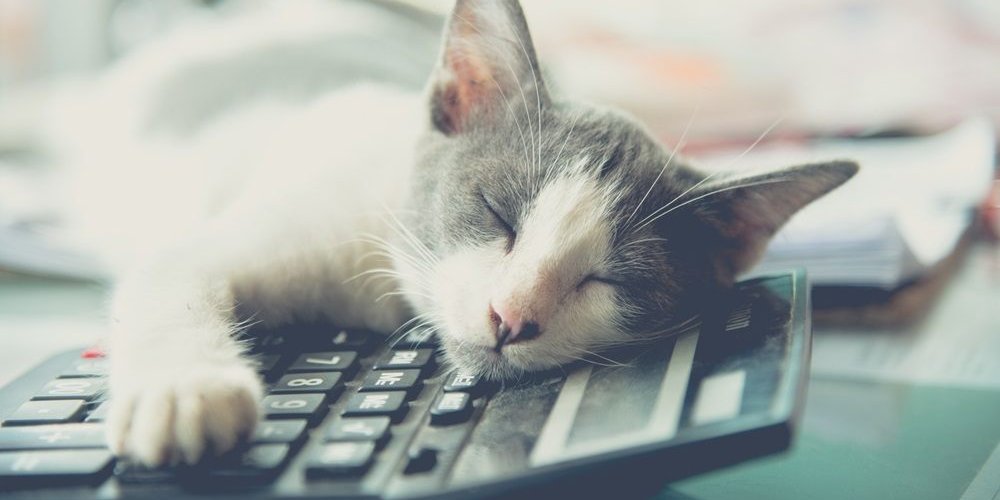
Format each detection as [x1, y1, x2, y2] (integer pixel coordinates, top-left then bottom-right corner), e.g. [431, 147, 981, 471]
[429, 0, 549, 135]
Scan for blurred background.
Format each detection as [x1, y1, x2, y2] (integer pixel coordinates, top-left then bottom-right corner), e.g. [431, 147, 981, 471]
[0, 1, 999, 498]
[4, 0, 1000, 141]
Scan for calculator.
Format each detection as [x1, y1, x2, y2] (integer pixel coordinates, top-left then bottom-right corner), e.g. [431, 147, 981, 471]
[0, 271, 811, 499]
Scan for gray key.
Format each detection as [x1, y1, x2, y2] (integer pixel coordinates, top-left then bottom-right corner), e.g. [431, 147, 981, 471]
[0, 449, 113, 480]
[288, 352, 358, 373]
[373, 349, 434, 370]
[342, 391, 408, 421]
[360, 369, 421, 392]
[252, 420, 308, 444]
[34, 379, 106, 401]
[443, 371, 485, 396]
[430, 392, 472, 426]
[260, 394, 326, 420]
[59, 359, 109, 378]
[306, 442, 374, 477]
[0, 424, 105, 451]
[326, 417, 390, 445]
[206, 444, 290, 480]
[271, 372, 342, 394]
[3, 400, 86, 426]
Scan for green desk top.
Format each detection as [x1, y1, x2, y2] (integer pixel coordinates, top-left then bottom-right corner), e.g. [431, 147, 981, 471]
[665, 381, 1000, 500]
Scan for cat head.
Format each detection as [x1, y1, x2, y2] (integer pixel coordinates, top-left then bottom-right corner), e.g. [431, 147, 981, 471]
[397, 0, 856, 379]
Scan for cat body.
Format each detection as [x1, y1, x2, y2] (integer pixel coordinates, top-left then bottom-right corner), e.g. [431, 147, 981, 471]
[48, 0, 856, 467]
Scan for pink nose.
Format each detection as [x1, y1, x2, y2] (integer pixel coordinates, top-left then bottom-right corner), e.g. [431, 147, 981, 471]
[489, 303, 542, 351]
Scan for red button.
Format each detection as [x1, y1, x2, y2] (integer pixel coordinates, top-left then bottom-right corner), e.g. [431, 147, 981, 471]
[81, 346, 106, 359]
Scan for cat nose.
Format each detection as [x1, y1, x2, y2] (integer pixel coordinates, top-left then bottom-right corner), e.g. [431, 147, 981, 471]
[489, 303, 542, 351]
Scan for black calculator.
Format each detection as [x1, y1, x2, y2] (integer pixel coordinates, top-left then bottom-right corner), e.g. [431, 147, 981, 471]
[0, 271, 811, 499]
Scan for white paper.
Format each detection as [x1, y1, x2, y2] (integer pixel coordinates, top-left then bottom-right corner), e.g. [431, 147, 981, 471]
[809, 246, 1000, 388]
[692, 117, 996, 288]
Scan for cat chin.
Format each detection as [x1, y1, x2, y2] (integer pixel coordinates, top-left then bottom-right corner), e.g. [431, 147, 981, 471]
[438, 338, 547, 381]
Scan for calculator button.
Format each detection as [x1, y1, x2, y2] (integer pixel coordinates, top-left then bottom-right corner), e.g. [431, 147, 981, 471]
[260, 394, 327, 421]
[206, 443, 289, 480]
[430, 392, 472, 426]
[59, 359, 109, 378]
[443, 371, 485, 397]
[0, 424, 105, 451]
[271, 372, 342, 394]
[309, 329, 376, 355]
[306, 442, 375, 477]
[259, 332, 293, 352]
[373, 349, 434, 370]
[81, 346, 106, 359]
[252, 420, 308, 444]
[85, 402, 109, 423]
[34, 378, 106, 401]
[289, 352, 358, 373]
[113, 461, 174, 484]
[360, 369, 421, 393]
[394, 329, 438, 349]
[0, 449, 113, 483]
[342, 391, 408, 421]
[3, 400, 86, 426]
[404, 447, 438, 474]
[253, 354, 283, 377]
[326, 417, 390, 447]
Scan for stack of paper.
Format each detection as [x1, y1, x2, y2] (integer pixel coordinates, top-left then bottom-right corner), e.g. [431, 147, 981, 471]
[691, 117, 996, 289]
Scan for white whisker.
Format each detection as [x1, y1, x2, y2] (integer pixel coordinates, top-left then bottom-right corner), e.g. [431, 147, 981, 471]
[625, 104, 699, 229]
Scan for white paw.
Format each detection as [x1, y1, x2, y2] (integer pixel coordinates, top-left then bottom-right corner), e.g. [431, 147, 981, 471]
[105, 361, 263, 467]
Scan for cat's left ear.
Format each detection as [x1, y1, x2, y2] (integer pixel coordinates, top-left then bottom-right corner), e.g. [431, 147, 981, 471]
[691, 160, 859, 280]
[429, 0, 549, 135]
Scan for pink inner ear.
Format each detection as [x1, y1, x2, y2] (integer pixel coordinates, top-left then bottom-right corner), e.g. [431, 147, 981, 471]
[441, 49, 494, 134]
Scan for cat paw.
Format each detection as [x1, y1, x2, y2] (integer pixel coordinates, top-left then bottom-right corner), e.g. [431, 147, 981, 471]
[105, 361, 263, 467]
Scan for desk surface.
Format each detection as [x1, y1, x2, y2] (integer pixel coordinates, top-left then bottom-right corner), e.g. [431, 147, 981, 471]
[1, 244, 998, 500]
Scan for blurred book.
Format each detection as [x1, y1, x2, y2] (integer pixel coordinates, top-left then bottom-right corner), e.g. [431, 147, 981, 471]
[0, 162, 107, 280]
[692, 117, 996, 289]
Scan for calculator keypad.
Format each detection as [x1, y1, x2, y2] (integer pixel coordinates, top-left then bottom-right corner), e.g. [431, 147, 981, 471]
[0, 329, 490, 493]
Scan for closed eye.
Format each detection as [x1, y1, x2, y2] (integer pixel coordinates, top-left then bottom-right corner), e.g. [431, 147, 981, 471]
[480, 191, 516, 252]
[578, 274, 624, 289]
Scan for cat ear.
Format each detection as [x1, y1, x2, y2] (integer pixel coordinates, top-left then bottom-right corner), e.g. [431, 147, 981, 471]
[691, 160, 859, 279]
[429, 0, 549, 135]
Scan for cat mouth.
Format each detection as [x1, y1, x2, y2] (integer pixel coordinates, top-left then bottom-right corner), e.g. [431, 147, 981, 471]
[439, 339, 529, 381]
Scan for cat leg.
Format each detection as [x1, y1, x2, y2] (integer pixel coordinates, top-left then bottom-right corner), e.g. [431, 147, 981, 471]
[103, 203, 409, 466]
[104, 248, 264, 467]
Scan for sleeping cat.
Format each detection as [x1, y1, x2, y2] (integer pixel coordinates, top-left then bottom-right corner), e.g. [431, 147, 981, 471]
[53, 0, 856, 467]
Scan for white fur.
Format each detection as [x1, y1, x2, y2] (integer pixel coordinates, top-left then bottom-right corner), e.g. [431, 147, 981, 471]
[49, 2, 626, 466]
[96, 84, 424, 466]
[52, 5, 428, 463]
